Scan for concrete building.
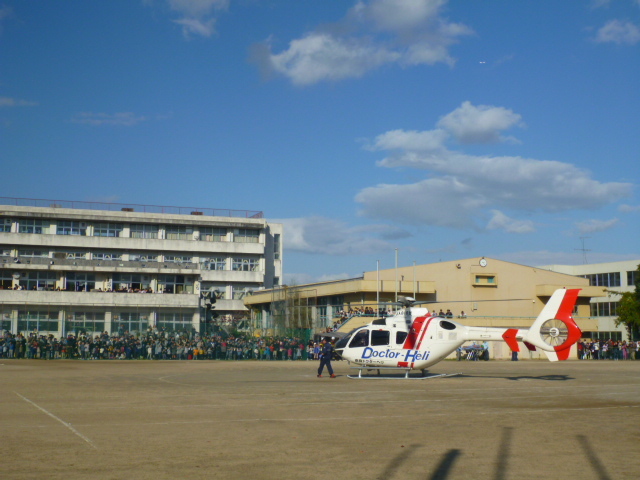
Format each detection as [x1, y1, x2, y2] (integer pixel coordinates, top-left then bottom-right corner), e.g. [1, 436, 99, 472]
[0, 197, 282, 336]
[538, 260, 640, 341]
[244, 257, 604, 359]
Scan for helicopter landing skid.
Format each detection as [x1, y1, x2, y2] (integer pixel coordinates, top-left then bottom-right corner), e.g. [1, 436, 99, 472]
[347, 367, 461, 380]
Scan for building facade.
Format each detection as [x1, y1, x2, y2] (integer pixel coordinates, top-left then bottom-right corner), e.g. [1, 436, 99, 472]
[0, 198, 282, 337]
[539, 260, 640, 341]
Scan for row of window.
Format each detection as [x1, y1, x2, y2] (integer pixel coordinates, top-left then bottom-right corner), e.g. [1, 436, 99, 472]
[1, 218, 260, 243]
[0, 271, 257, 299]
[590, 302, 619, 317]
[1, 248, 262, 271]
[1, 310, 195, 334]
[580, 270, 639, 288]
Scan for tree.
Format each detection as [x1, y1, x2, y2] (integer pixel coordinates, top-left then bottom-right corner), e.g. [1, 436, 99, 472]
[614, 264, 640, 340]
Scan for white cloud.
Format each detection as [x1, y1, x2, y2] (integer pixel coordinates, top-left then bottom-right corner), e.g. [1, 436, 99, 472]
[619, 204, 640, 212]
[173, 17, 216, 37]
[356, 103, 633, 230]
[436, 101, 523, 144]
[595, 19, 640, 45]
[71, 112, 147, 126]
[148, 0, 229, 38]
[575, 218, 619, 234]
[258, 0, 472, 85]
[274, 216, 400, 255]
[487, 210, 535, 234]
[266, 33, 399, 86]
[368, 128, 448, 152]
[0, 97, 38, 107]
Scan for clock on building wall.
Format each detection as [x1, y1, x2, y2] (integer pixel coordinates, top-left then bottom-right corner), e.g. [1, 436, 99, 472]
[479, 258, 487, 267]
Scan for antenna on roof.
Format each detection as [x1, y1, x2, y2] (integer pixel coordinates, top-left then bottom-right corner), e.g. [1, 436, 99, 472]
[575, 236, 591, 264]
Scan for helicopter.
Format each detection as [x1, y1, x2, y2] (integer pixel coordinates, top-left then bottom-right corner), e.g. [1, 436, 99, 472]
[334, 288, 582, 379]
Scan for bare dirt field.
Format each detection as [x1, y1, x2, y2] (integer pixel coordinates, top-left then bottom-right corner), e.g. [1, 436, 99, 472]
[2, 358, 639, 480]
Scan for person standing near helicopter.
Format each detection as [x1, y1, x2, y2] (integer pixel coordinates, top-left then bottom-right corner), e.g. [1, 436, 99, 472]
[317, 338, 336, 378]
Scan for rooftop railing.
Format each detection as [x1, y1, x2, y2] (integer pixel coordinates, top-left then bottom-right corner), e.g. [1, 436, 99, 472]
[0, 197, 263, 219]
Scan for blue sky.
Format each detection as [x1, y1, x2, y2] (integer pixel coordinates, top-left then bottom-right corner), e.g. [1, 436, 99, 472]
[1, 0, 639, 283]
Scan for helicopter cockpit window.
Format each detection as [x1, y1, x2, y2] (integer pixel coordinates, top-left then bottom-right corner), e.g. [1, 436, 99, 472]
[395, 331, 408, 344]
[371, 330, 390, 346]
[439, 320, 456, 330]
[348, 329, 369, 348]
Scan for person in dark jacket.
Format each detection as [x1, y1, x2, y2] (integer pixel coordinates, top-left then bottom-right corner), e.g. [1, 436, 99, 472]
[317, 338, 336, 378]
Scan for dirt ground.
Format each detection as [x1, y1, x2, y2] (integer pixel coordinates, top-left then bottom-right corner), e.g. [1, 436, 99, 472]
[1, 358, 639, 480]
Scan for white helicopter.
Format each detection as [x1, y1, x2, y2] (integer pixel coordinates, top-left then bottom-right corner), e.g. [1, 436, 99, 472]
[334, 288, 582, 379]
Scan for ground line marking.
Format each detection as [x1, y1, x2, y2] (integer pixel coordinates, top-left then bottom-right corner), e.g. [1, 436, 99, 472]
[14, 391, 97, 450]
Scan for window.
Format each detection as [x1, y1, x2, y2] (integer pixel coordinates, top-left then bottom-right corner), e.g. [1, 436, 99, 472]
[348, 329, 369, 348]
[201, 257, 226, 270]
[129, 253, 158, 262]
[18, 310, 59, 332]
[590, 302, 619, 317]
[113, 312, 149, 334]
[65, 272, 96, 292]
[21, 271, 57, 290]
[627, 270, 638, 287]
[199, 227, 227, 242]
[235, 228, 259, 243]
[18, 249, 49, 258]
[371, 330, 390, 346]
[395, 331, 408, 344]
[158, 275, 194, 294]
[67, 311, 105, 334]
[0, 310, 11, 332]
[164, 254, 192, 264]
[274, 233, 280, 259]
[112, 273, 151, 292]
[63, 251, 88, 260]
[439, 320, 456, 330]
[0, 248, 12, 257]
[232, 285, 256, 300]
[1, 218, 11, 232]
[57, 221, 86, 236]
[157, 312, 193, 332]
[1, 271, 13, 289]
[19, 218, 49, 234]
[92, 252, 122, 261]
[130, 224, 159, 239]
[93, 223, 123, 237]
[166, 225, 193, 240]
[582, 272, 621, 287]
[232, 257, 260, 271]
[474, 274, 497, 286]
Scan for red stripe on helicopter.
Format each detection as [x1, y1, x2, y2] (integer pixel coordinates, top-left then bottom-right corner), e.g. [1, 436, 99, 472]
[412, 317, 435, 368]
[402, 316, 427, 350]
[553, 289, 582, 353]
[398, 316, 434, 368]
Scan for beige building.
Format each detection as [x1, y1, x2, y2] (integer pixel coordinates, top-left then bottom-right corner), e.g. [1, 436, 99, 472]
[0, 198, 282, 336]
[245, 257, 603, 359]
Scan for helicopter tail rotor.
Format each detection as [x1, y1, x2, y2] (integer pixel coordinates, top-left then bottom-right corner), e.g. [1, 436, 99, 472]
[520, 288, 582, 361]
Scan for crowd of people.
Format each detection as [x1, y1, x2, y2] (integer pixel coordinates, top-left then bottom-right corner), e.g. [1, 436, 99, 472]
[0, 329, 321, 361]
[577, 339, 640, 360]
